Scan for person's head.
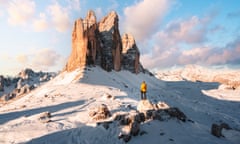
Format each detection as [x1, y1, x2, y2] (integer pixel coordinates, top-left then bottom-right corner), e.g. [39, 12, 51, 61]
[143, 81, 145, 83]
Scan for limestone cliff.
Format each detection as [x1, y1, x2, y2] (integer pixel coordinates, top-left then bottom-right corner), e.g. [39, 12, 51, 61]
[65, 10, 98, 71]
[98, 11, 122, 71]
[122, 33, 143, 73]
[64, 10, 143, 73]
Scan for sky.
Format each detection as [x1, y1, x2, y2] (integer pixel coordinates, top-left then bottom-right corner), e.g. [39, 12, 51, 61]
[0, 0, 240, 76]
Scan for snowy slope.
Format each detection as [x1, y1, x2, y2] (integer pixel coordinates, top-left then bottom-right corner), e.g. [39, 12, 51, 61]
[0, 66, 240, 144]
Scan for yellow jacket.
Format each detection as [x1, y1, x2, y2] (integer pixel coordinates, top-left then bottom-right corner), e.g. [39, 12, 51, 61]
[140, 82, 147, 92]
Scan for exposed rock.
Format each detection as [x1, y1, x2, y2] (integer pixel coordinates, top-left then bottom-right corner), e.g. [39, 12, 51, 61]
[102, 101, 187, 143]
[65, 15, 93, 71]
[89, 104, 111, 120]
[0, 76, 4, 91]
[18, 68, 34, 79]
[130, 121, 140, 136]
[16, 78, 24, 89]
[38, 111, 51, 123]
[122, 33, 142, 73]
[155, 101, 170, 109]
[101, 93, 115, 100]
[211, 123, 223, 137]
[165, 107, 187, 122]
[118, 133, 131, 143]
[1, 93, 16, 101]
[64, 10, 144, 73]
[98, 11, 122, 71]
[18, 84, 31, 95]
[97, 121, 113, 130]
[211, 123, 232, 137]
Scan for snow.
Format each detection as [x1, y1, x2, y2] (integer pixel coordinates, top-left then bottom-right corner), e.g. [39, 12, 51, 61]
[0, 66, 240, 144]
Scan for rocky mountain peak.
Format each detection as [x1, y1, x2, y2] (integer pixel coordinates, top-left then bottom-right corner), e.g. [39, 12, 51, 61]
[64, 10, 143, 73]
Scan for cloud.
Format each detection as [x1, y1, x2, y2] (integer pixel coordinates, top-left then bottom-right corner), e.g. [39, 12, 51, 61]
[67, 0, 80, 11]
[0, 48, 66, 75]
[33, 13, 49, 32]
[206, 37, 240, 65]
[160, 16, 209, 45]
[0, 0, 7, 4]
[7, 0, 35, 25]
[141, 34, 240, 69]
[0, 10, 3, 17]
[16, 48, 66, 71]
[123, 0, 171, 41]
[140, 11, 240, 69]
[16, 54, 28, 63]
[47, 2, 71, 32]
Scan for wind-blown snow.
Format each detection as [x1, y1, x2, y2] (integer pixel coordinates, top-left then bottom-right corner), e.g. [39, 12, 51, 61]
[0, 66, 239, 144]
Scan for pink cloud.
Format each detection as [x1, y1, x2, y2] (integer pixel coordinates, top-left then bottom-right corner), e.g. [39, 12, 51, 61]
[16, 48, 66, 71]
[123, 0, 171, 42]
[140, 11, 240, 69]
[33, 13, 49, 32]
[47, 2, 71, 32]
[7, 0, 35, 25]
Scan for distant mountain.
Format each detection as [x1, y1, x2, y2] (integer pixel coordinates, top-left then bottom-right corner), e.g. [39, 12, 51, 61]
[0, 68, 56, 102]
[156, 65, 240, 90]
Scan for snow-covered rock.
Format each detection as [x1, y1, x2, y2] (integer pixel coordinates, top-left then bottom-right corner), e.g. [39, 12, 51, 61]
[137, 100, 154, 112]
[0, 68, 56, 102]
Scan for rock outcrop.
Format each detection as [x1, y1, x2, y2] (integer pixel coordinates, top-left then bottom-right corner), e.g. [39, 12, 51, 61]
[65, 10, 99, 71]
[122, 33, 142, 73]
[64, 10, 143, 73]
[98, 11, 122, 71]
[89, 104, 111, 120]
[0, 76, 4, 92]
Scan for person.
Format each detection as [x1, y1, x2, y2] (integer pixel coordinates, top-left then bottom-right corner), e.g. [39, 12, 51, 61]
[140, 81, 147, 100]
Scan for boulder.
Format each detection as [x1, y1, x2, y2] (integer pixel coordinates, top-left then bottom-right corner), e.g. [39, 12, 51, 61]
[211, 123, 223, 137]
[137, 100, 154, 112]
[89, 104, 111, 120]
[165, 107, 187, 122]
[38, 111, 51, 123]
[211, 123, 231, 137]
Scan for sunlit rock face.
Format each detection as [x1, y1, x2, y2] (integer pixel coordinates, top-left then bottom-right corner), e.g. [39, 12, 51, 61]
[65, 10, 99, 72]
[65, 10, 143, 73]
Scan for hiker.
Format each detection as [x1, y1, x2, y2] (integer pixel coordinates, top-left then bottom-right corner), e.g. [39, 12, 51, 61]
[140, 81, 147, 100]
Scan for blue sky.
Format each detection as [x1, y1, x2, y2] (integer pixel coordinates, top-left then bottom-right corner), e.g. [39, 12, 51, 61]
[0, 0, 240, 75]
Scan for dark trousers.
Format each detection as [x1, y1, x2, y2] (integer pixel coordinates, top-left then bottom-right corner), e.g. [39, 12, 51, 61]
[141, 91, 146, 100]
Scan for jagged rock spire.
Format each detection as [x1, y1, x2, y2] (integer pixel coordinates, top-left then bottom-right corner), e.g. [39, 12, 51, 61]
[122, 33, 142, 73]
[64, 10, 143, 73]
